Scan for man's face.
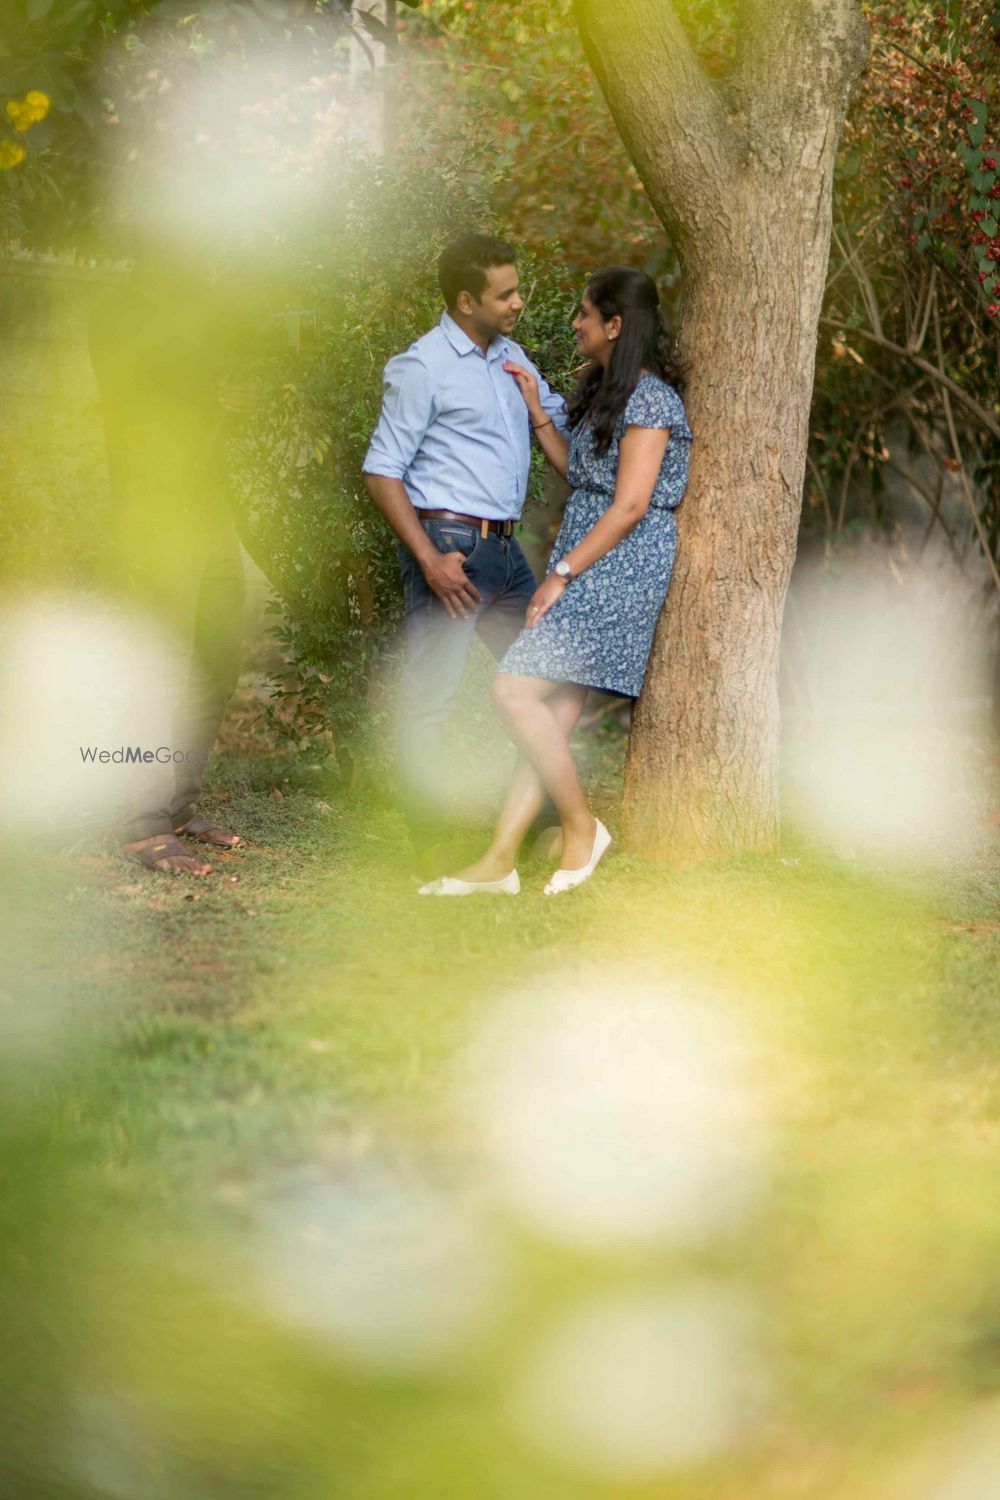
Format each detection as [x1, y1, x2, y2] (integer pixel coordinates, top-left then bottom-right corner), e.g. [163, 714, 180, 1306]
[460, 264, 524, 340]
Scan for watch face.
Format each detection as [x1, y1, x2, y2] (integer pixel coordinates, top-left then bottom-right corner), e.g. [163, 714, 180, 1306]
[556, 561, 571, 578]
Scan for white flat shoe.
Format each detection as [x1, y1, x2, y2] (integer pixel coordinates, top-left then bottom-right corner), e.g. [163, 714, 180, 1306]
[543, 819, 612, 896]
[418, 870, 520, 897]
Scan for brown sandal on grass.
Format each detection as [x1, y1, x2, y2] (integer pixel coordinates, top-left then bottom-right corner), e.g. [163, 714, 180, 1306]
[173, 817, 244, 849]
[124, 834, 213, 876]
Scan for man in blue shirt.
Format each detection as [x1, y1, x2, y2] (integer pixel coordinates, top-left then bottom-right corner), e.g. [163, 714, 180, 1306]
[364, 234, 567, 874]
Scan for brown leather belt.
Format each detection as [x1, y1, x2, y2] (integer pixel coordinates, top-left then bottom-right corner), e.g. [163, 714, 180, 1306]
[419, 508, 515, 539]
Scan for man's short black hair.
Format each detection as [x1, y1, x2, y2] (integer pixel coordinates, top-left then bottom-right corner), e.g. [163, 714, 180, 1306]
[438, 234, 517, 309]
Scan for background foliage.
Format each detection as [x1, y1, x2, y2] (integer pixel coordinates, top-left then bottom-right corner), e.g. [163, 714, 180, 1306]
[1, 0, 997, 756]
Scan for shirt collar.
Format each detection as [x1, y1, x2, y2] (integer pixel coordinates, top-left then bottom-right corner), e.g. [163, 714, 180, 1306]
[440, 310, 510, 363]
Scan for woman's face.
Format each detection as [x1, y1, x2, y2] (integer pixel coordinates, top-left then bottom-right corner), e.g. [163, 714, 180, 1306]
[572, 291, 620, 362]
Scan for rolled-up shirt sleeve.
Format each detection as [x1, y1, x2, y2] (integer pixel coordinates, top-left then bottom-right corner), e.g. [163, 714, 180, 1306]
[362, 350, 436, 480]
[522, 355, 569, 435]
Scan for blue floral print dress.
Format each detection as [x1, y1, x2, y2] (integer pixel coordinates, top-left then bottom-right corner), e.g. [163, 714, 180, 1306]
[498, 372, 692, 698]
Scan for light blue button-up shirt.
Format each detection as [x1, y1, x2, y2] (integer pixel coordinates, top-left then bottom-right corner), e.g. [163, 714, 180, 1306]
[362, 311, 568, 521]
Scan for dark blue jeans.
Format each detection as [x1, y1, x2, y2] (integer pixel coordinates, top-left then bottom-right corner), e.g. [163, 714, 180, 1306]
[397, 518, 536, 841]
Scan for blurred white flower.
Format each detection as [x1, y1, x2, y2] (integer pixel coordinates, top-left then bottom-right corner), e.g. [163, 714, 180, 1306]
[783, 562, 989, 865]
[71, 1393, 185, 1500]
[509, 1283, 766, 1477]
[103, 33, 351, 253]
[910, 1408, 1000, 1500]
[0, 595, 180, 834]
[369, 628, 514, 824]
[256, 1167, 504, 1372]
[458, 975, 767, 1251]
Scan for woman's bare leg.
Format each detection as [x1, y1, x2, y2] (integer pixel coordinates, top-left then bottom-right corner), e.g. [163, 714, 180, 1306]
[453, 683, 588, 882]
[491, 674, 597, 872]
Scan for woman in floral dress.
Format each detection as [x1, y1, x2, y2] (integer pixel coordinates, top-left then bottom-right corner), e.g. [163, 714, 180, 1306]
[420, 266, 692, 897]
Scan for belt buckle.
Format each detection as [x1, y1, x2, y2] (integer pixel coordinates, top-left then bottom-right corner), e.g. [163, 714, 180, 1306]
[480, 518, 489, 540]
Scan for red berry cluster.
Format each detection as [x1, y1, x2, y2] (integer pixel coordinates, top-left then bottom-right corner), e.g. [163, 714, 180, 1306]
[956, 89, 1000, 311]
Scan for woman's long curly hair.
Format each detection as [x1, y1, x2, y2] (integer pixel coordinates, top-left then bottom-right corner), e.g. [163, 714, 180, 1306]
[567, 266, 686, 453]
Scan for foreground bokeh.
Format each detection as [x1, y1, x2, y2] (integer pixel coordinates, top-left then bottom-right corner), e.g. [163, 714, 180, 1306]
[1, 722, 997, 1499]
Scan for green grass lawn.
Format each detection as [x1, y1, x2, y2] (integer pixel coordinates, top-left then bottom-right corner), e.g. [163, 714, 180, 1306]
[2, 725, 998, 1500]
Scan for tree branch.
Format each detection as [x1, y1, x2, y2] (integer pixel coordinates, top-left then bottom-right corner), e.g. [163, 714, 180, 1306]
[932, 293, 1000, 591]
[832, 220, 883, 339]
[572, 0, 738, 245]
[818, 317, 1000, 445]
[736, 0, 870, 156]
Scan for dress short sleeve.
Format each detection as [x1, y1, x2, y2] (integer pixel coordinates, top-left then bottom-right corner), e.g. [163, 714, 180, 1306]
[621, 376, 692, 441]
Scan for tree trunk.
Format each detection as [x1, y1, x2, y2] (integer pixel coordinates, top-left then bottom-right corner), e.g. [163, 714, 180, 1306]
[574, 0, 871, 860]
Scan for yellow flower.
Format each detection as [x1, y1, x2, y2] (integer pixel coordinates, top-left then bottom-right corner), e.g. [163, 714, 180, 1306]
[0, 140, 27, 170]
[5, 91, 51, 132]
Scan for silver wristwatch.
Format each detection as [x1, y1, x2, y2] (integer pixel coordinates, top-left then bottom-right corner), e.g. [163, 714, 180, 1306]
[554, 559, 574, 581]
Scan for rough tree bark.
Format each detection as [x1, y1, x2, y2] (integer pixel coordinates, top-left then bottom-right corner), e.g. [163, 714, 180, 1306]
[573, 0, 871, 860]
